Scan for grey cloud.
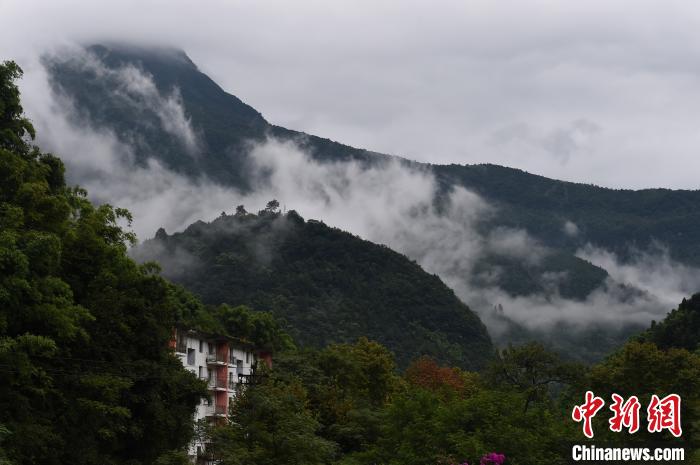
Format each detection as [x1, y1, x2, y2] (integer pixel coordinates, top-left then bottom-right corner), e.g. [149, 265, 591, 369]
[51, 49, 200, 153]
[222, 139, 691, 337]
[563, 220, 579, 237]
[577, 243, 700, 308]
[489, 119, 600, 165]
[3, 1, 700, 187]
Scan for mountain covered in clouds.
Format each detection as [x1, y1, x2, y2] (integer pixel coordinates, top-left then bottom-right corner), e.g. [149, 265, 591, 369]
[44, 44, 610, 297]
[132, 207, 493, 369]
[44, 44, 383, 188]
[45, 45, 700, 267]
[40, 43, 700, 361]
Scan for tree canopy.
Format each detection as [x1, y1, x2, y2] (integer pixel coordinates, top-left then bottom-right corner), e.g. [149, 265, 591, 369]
[0, 60, 207, 465]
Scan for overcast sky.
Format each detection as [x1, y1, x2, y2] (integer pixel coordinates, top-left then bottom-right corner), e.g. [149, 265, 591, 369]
[2, 0, 700, 189]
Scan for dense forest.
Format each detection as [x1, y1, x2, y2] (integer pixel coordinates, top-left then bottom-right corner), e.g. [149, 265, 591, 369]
[201, 300, 700, 465]
[0, 60, 207, 464]
[637, 293, 700, 352]
[133, 206, 492, 370]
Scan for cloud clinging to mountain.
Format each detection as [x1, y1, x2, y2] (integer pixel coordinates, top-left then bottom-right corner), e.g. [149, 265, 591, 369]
[3, 0, 700, 188]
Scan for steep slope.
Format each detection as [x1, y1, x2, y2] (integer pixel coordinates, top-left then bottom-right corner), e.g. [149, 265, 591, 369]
[44, 44, 617, 298]
[637, 293, 700, 352]
[44, 44, 382, 189]
[132, 208, 494, 370]
[434, 163, 700, 266]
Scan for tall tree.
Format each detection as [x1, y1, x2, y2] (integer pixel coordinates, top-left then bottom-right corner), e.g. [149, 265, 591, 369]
[0, 60, 207, 465]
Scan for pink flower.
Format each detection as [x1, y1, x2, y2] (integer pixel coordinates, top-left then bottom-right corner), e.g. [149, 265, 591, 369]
[480, 452, 506, 465]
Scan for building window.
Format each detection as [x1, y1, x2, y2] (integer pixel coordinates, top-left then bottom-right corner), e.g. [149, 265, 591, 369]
[187, 348, 195, 365]
[198, 366, 203, 378]
[199, 340, 203, 352]
[246, 352, 250, 364]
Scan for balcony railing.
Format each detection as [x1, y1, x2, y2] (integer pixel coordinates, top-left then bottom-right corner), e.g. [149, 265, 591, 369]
[208, 378, 228, 389]
[206, 353, 227, 364]
[238, 373, 266, 385]
[213, 404, 227, 416]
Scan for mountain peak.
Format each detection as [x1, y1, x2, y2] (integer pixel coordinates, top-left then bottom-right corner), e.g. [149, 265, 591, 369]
[85, 43, 197, 71]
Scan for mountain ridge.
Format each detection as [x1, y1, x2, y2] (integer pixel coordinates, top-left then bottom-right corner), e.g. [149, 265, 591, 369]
[133, 208, 494, 369]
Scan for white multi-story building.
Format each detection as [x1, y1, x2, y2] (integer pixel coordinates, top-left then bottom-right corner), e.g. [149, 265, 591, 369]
[171, 328, 271, 464]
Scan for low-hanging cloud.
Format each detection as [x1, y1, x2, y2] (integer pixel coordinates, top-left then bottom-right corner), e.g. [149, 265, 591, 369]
[198, 139, 694, 342]
[45, 47, 200, 154]
[17, 46, 700, 355]
[577, 243, 700, 310]
[6, 1, 700, 188]
[23, 51, 230, 235]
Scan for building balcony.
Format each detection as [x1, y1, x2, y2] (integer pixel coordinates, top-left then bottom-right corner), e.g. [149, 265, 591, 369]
[175, 340, 187, 354]
[213, 404, 227, 416]
[206, 353, 227, 365]
[238, 373, 265, 385]
[208, 378, 228, 390]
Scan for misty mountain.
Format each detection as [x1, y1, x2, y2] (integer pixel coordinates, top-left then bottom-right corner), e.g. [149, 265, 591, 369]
[44, 44, 383, 189]
[45, 44, 617, 299]
[132, 208, 493, 370]
[41, 44, 700, 361]
[46, 44, 700, 272]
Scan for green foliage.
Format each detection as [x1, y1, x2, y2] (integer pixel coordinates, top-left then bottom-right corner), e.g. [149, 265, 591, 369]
[637, 293, 700, 352]
[486, 342, 584, 412]
[0, 60, 207, 465]
[211, 339, 579, 465]
[0, 61, 34, 153]
[576, 341, 700, 450]
[274, 338, 400, 455]
[359, 387, 571, 465]
[471, 250, 608, 301]
[210, 375, 336, 465]
[213, 304, 295, 352]
[134, 209, 493, 369]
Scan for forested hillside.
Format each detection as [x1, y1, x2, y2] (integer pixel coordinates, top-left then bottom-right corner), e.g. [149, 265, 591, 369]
[200, 295, 700, 465]
[133, 205, 493, 369]
[637, 292, 700, 352]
